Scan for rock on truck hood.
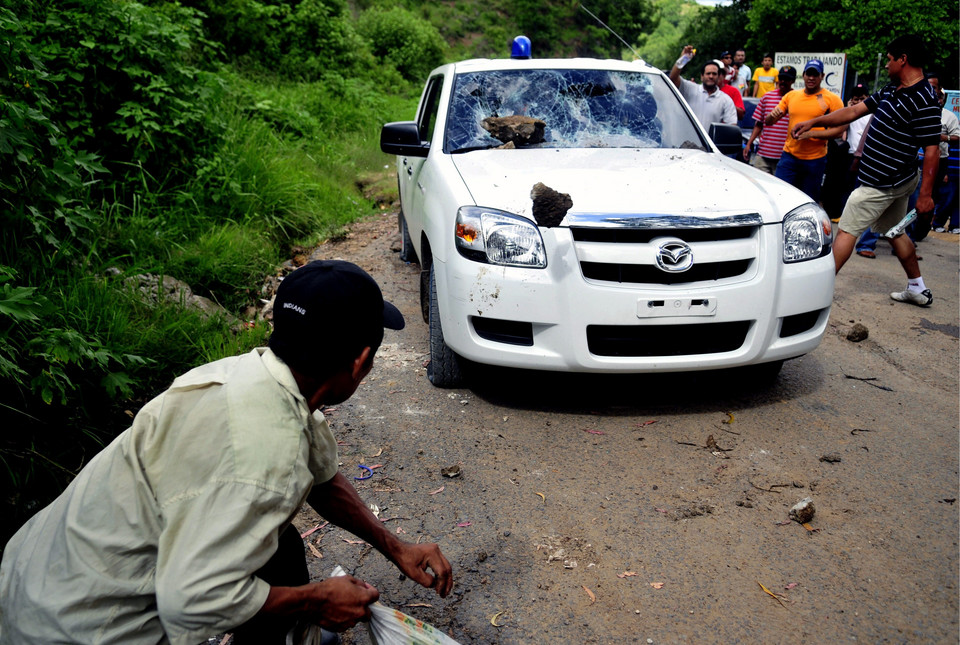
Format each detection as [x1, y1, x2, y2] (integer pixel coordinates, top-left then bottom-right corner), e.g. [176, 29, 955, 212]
[451, 148, 804, 224]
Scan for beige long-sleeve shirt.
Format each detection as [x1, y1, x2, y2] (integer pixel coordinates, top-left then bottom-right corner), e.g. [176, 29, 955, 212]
[0, 348, 338, 644]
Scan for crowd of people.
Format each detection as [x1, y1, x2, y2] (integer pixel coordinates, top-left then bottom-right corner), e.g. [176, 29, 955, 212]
[672, 35, 958, 308]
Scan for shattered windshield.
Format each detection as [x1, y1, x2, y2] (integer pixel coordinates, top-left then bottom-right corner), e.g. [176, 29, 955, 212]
[444, 68, 706, 153]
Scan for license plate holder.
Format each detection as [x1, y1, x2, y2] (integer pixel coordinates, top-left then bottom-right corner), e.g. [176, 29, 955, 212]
[637, 297, 717, 318]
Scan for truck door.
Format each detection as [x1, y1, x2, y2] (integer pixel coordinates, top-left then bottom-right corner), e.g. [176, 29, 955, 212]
[402, 75, 443, 249]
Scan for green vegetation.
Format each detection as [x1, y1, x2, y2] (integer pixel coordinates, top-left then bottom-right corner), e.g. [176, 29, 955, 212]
[636, 0, 705, 70]
[673, 0, 958, 88]
[745, 0, 957, 84]
[2, 0, 956, 547]
[358, 6, 446, 82]
[1, 0, 419, 539]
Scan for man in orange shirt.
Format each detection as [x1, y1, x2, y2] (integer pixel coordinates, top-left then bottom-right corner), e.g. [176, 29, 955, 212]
[765, 59, 846, 200]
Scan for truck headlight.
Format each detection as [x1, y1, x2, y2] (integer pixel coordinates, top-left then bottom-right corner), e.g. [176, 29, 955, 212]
[782, 203, 832, 263]
[455, 206, 547, 268]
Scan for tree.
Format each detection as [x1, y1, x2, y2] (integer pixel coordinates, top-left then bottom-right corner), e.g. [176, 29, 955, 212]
[747, 0, 958, 87]
[358, 6, 446, 81]
[677, 0, 751, 73]
[575, 0, 657, 59]
[636, 0, 706, 70]
[512, 0, 656, 60]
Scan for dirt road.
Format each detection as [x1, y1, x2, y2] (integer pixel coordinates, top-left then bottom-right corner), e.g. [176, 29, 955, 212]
[294, 212, 959, 644]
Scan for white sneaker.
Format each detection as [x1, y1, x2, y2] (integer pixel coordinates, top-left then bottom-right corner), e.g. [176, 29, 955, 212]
[951, 228, 960, 235]
[934, 227, 947, 232]
[890, 288, 932, 307]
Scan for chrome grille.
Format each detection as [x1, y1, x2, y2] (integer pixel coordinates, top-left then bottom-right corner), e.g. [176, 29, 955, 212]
[566, 212, 762, 286]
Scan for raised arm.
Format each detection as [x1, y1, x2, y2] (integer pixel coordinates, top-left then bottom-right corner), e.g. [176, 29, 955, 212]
[669, 45, 695, 90]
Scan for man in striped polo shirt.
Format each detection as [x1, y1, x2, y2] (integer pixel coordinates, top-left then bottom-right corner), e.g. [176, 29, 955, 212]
[792, 35, 941, 307]
[743, 66, 796, 174]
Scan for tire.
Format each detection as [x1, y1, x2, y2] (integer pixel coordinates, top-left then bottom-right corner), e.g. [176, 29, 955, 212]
[398, 212, 417, 263]
[419, 268, 430, 324]
[427, 265, 464, 388]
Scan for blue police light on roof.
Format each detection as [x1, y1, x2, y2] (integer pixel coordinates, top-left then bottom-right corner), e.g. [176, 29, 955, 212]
[511, 35, 531, 59]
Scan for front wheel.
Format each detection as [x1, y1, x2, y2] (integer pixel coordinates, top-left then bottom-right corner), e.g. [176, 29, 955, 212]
[398, 212, 417, 263]
[427, 265, 464, 388]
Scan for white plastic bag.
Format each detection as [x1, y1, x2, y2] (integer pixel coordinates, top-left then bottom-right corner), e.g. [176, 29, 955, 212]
[329, 565, 461, 645]
[367, 602, 461, 645]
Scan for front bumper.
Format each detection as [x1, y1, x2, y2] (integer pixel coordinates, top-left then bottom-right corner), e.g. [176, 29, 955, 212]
[434, 223, 834, 373]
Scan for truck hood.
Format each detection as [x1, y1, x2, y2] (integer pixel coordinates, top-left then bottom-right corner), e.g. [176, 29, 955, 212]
[451, 148, 806, 224]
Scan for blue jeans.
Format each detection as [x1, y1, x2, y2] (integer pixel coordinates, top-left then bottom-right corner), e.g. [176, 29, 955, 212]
[856, 229, 878, 252]
[936, 171, 959, 228]
[775, 152, 828, 202]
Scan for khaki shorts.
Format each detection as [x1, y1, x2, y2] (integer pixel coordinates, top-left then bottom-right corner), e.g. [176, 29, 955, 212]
[750, 154, 779, 175]
[838, 173, 919, 238]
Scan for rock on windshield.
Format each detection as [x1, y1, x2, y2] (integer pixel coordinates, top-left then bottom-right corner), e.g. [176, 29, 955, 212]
[445, 69, 700, 153]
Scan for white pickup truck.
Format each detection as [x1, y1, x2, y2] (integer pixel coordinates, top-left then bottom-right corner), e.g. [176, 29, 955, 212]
[381, 56, 835, 387]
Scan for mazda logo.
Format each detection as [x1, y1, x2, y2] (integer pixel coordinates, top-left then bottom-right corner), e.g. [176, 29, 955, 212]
[655, 240, 694, 273]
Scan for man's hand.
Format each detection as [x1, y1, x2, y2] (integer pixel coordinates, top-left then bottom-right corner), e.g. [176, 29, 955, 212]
[391, 542, 453, 598]
[765, 106, 784, 126]
[306, 473, 454, 603]
[741, 145, 750, 161]
[258, 574, 379, 632]
[305, 575, 380, 631]
[792, 119, 815, 139]
[915, 194, 936, 219]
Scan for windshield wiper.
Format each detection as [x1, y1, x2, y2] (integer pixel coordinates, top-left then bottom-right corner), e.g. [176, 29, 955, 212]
[451, 144, 502, 154]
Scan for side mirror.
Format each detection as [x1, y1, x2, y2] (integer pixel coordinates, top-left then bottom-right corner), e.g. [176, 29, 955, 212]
[380, 122, 429, 158]
[708, 123, 743, 156]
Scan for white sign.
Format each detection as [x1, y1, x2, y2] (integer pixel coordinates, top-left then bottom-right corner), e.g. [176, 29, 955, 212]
[945, 90, 960, 118]
[775, 52, 847, 97]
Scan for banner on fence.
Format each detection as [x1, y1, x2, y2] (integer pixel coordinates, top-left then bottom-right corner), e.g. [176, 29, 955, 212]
[775, 52, 847, 98]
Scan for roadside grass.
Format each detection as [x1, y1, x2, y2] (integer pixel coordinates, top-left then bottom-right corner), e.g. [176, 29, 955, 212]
[1, 69, 417, 542]
[102, 71, 417, 311]
[2, 269, 274, 531]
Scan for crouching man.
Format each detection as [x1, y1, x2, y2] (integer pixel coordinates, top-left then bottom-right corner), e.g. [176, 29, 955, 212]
[0, 260, 453, 644]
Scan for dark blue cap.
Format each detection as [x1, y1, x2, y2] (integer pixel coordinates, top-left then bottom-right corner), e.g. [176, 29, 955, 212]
[804, 59, 824, 75]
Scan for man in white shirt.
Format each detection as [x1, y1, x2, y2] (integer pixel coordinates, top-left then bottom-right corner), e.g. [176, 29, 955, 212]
[0, 260, 454, 644]
[669, 45, 737, 127]
[734, 48, 751, 96]
[845, 84, 872, 152]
